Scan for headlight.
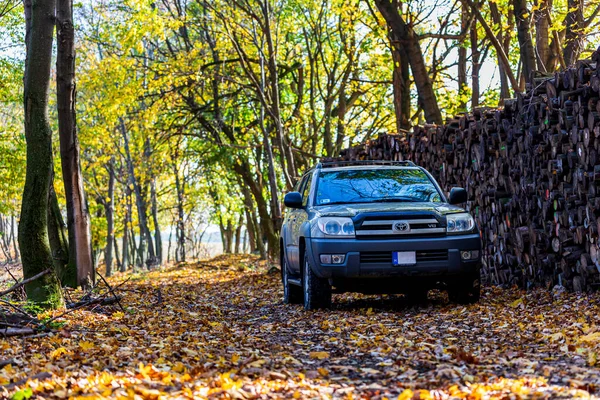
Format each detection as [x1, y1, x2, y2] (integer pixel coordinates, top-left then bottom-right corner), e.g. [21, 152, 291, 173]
[446, 213, 475, 233]
[313, 217, 355, 237]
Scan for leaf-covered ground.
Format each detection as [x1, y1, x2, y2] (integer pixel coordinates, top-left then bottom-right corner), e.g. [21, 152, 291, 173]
[3, 255, 600, 399]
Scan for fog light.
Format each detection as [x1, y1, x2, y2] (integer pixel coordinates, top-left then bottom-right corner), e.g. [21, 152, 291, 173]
[331, 254, 346, 264]
[461, 251, 472, 260]
[320, 254, 332, 264]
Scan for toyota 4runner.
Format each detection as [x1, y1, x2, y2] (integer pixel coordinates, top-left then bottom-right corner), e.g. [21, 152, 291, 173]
[280, 161, 482, 310]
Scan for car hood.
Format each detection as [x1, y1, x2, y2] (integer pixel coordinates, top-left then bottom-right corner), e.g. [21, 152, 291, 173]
[312, 202, 465, 217]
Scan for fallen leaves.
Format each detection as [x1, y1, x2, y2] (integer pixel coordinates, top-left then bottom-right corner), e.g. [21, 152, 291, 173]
[309, 351, 329, 360]
[1, 254, 600, 398]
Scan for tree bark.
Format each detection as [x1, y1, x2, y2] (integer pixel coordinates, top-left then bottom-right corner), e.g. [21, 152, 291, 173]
[374, 0, 443, 125]
[57, 0, 94, 289]
[563, 0, 584, 67]
[113, 235, 121, 272]
[458, 4, 469, 111]
[11, 215, 19, 263]
[121, 186, 131, 272]
[391, 42, 411, 130]
[20, 0, 64, 308]
[534, 0, 552, 72]
[174, 162, 186, 263]
[513, 0, 536, 87]
[47, 182, 73, 287]
[470, 18, 480, 108]
[234, 214, 243, 254]
[104, 158, 115, 277]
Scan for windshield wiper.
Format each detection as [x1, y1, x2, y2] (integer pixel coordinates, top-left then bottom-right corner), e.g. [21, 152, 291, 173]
[370, 197, 420, 203]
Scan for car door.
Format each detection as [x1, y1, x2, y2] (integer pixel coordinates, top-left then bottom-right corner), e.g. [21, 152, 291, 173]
[289, 172, 313, 272]
[285, 175, 307, 271]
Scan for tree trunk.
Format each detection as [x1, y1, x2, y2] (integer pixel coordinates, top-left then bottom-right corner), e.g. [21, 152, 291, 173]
[242, 187, 258, 254]
[119, 119, 155, 268]
[463, 0, 519, 92]
[458, 4, 469, 111]
[104, 158, 115, 277]
[470, 19, 481, 108]
[113, 235, 121, 272]
[233, 161, 277, 259]
[174, 162, 186, 262]
[489, 0, 511, 102]
[262, 0, 296, 188]
[234, 214, 243, 254]
[374, 0, 443, 125]
[563, 0, 584, 67]
[534, 0, 551, 72]
[390, 43, 411, 130]
[150, 176, 162, 265]
[47, 183, 73, 287]
[11, 215, 19, 263]
[20, 0, 64, 308]
[121, 186, 131, 272]
[57, 0, 94, 289]
[258, 55, 283, 236]
[513, 0, 536, 87]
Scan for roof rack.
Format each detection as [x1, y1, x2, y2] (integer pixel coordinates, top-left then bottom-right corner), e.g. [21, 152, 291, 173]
[316, 160, 416, 169]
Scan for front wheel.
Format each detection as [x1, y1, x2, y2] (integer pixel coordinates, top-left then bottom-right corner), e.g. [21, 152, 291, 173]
[303, 253, 332, 310]
[282, 257, 303, 304]
[448, 271, 481, 304]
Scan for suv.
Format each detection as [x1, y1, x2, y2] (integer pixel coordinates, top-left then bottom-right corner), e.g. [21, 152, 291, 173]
[280, 161, 482, 310]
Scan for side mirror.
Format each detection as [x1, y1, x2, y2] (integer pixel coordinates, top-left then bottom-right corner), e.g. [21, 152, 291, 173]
[284, 192, 303, 208]
[448, 187, 467, 205]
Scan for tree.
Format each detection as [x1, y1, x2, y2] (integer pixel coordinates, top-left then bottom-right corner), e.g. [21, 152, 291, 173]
[56, 0, 95, 288]
[513, 0, 536, 87]
[19, 0, 64, 308]
[373, 0, 443, 125]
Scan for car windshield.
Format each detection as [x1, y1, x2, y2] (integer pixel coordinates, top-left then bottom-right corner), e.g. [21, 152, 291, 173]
[315, 168, 443, 206]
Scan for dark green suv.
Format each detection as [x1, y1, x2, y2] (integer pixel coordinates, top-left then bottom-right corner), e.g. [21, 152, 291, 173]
[279, 161, 482, 310]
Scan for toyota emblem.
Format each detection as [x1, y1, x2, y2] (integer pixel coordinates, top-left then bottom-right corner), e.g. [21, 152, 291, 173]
[393, 221, 410, 232]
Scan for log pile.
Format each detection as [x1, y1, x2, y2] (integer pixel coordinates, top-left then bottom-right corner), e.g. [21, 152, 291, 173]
[336, 48, 600, 291]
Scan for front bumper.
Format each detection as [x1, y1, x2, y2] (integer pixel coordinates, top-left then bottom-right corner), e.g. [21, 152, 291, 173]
[306, 233, 481, 278]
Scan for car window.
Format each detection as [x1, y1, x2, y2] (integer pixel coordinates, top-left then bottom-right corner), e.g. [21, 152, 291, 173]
[315, 168, 442, 206]
[293, 176, 304, 193]
[301, 173, 312, 206]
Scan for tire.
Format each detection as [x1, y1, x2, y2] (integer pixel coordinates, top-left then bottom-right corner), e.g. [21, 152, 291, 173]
[282, 257, 303, 304]
[448, 271, 481, 304]
[405, 289, 429, 305]
[302, 252, 332, 310]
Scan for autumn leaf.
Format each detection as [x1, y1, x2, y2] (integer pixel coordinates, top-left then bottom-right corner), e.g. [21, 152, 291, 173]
[579, 332, 600, 343]
[49, 347, 69, 360]
[78, 341, 95, 351]
[309, 351, 329, 360]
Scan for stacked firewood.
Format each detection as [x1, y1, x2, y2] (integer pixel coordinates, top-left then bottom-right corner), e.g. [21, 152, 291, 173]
[336, 48, 600, 291]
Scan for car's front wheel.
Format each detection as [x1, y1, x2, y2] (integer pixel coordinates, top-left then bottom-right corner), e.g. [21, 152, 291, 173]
[302, 253, 332, 310]
[282, 256, 303, 304]
[448, 271, 481, 304]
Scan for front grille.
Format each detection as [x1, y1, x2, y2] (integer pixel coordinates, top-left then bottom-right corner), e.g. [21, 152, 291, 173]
[360, 250, 448, 264]
[355, 214, 445, 238]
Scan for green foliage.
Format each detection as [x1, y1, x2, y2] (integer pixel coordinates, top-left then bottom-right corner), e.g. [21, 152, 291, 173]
[10, 388, 33, 400]
[2, 0, 600, 270]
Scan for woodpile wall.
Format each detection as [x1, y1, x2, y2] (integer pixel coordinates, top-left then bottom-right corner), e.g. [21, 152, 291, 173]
[335, 48, 600, 291]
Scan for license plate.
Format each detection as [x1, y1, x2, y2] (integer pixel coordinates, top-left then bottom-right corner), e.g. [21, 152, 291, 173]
[393, 251, 416, 266]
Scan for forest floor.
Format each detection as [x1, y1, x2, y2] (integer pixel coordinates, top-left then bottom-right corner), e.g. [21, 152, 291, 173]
[3, 255, 600, 399]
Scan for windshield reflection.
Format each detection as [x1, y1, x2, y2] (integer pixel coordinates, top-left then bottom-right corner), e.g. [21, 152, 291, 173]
[315, 169, 442, 206]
